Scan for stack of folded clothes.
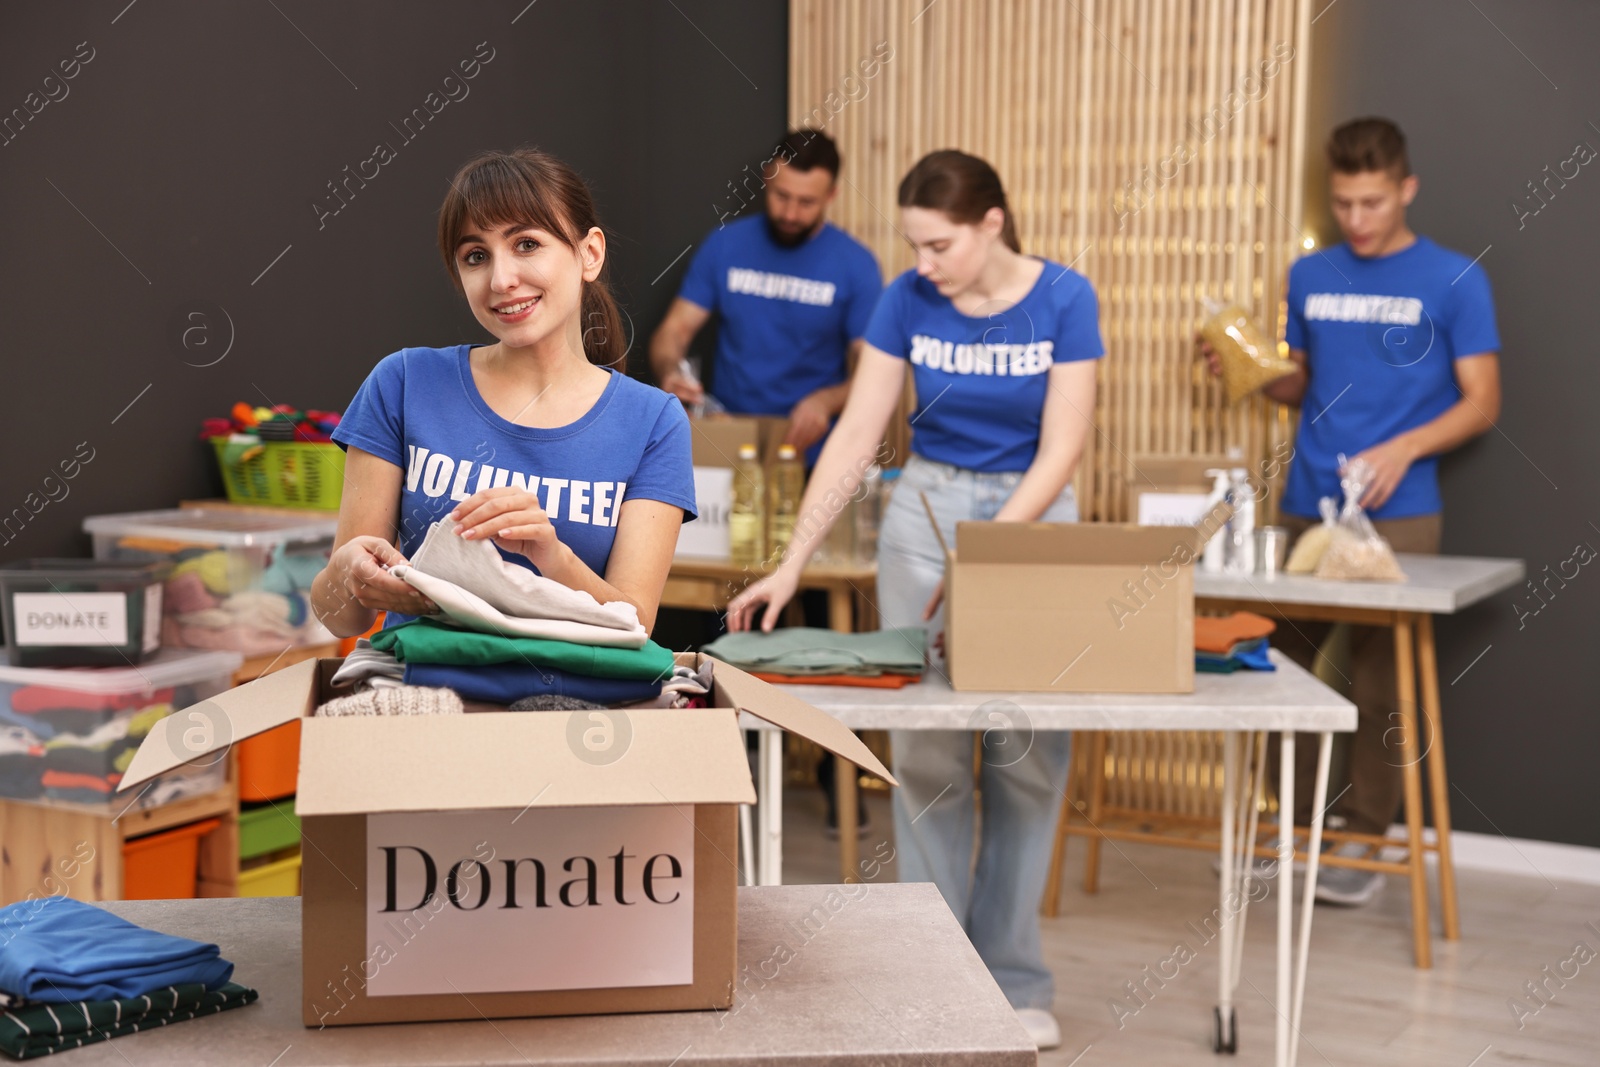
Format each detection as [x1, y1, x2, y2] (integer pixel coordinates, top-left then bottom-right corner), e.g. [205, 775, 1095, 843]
[1194, 611, 1278, 673]
[323, 522, 702, 712]
[0, 897, 257, 1060]
[0, 689, 174, 803]
[701, 626, 927, 687]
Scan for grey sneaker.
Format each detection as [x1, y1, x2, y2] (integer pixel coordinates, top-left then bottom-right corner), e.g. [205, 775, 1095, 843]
[1312, 843, 1386, 906]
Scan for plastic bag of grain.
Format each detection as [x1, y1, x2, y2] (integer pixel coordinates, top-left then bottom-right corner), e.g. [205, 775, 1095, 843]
[1285, 497, 1337, 574]
[1200, 299, 1299, 404]
[1315, 457, 1405, 581]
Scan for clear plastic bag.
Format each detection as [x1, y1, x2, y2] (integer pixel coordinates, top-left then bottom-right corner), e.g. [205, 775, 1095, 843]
[1200, 299, 1299, 404]
[1314, 457, 1406, 581]
[1285, 497, 1337, 574]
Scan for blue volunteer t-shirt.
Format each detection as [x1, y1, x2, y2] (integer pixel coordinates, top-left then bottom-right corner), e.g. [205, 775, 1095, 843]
[333, 346, 697, 581]
[864, 262, 1104, 472]
[1283, 237, 1500, 519]
[679, 215, 882, 418]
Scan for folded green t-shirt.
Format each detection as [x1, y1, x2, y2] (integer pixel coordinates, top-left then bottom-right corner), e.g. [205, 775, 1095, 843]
[370, 620, 675, 682]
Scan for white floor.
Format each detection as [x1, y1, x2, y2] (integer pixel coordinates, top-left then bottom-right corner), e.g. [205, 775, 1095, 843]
[780, 786, 1600, 1067]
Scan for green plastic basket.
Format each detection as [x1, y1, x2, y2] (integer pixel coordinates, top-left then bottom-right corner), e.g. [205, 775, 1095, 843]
[210, 438, 344, 509]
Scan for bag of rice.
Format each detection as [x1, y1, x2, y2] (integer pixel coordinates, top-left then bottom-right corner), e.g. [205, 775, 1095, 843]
[1200, 299, 1299, 404]
[1285, 498, 1337, 573]
[1314, 457, 1406, 582]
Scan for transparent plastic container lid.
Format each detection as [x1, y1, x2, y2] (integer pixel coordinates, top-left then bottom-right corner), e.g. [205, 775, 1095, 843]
[82, 508, 339, 548]
[0, 647, 243, 691]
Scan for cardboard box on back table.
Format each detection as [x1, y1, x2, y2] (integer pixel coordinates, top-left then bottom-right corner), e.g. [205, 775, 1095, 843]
[118, 653, 892, 1027]
[939, 513, 1228, 695]
[677, 416, 792, 561]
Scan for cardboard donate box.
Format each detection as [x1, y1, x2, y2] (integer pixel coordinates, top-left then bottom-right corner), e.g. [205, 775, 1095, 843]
[118, 653, 892, 1027]
[944, 520, 1218, 695]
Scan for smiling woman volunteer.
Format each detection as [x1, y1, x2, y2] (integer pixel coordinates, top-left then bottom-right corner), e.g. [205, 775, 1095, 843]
[311, 148, 696, 639]
[727, 150, 1102, 1050]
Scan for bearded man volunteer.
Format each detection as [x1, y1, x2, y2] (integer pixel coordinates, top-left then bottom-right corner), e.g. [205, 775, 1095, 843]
[651, 129, 882, 455]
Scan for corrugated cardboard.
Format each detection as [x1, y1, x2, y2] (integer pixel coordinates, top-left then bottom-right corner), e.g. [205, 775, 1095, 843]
[119, 653, 891, 1027]
[1126, 453, 1232, 524]
[942, 517, 1226, 694]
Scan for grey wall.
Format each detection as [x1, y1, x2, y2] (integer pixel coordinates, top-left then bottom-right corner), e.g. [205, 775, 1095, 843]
[1310, 1, 1599, 848]
[0, 0, 782, 551]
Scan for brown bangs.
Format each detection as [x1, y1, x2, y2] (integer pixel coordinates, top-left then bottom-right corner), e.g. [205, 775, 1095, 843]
[436, 150, 580, 288]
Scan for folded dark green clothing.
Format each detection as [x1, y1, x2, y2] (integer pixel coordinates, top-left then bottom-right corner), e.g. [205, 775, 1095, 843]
[370, 620, 675, 682]
[701, 626, 926, 677]
[0, 982, 258, 1060]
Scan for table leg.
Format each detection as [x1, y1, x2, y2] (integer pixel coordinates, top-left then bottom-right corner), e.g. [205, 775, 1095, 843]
[757, 729, 783, 886]
[1083, 732, 1107, 894]
[828, 585, 853, 633]
[1394, 620, 1432, 969]
[1416, 614, 1460, 941]
[1215, 732, 1240, 1054]
[739, 803, 755, 888]
[1288, 732, 1334, 1067]
[1276, 731, 1294, 1067]
[836, 754, 860, 882]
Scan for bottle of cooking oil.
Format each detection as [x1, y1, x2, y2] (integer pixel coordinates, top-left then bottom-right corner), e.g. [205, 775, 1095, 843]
[729, 443, 765, 568]
[768, 444, 804, 564]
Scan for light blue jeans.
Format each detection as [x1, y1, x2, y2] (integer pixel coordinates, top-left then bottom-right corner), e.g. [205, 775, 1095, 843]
[878, 455, 1077, 1010]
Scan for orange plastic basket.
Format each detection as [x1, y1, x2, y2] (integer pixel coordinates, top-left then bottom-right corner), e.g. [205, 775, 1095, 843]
[236, 719, 301, 802]
[122, 817, 221, 900]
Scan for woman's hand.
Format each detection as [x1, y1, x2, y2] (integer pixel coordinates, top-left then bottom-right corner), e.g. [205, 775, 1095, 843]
[326, 536, 438, 616]
[725, 566, 802, 633]
[1195, 334, 1223, 377]
[449, 487, 562, 569]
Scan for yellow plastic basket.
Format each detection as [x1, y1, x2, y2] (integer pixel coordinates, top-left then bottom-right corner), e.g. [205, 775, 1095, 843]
[211, 439, 344, 510]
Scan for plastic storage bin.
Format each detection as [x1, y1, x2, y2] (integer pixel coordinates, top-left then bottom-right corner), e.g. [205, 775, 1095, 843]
[0, 560, 170, 668]
[236, 719, 300, 802]
[122, 817, 222, 899]
[83, 508, 339, 658]
[0, 647, 241, 804]
[238, 851, 302, 897]
[238, 798, 301, 860]
[211, 438, 345, 510]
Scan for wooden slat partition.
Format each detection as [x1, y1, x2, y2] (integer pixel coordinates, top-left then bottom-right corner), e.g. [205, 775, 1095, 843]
[791, 0, 1314, 834]
[790, 0, 1311, 517]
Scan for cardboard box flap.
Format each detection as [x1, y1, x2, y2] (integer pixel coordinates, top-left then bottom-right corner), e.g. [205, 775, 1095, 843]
[295, 708, 756, 816]
[706, 657, 897, 786]
[955, 521, 1208, 565]
[118, 658, 317, 792]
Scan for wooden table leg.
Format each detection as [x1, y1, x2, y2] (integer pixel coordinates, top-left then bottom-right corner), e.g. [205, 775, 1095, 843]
[1415, 613, 1460, 941]
[1394, 619, 1432, 969]
[1042, 736, 1076, 918]
[828, 583, 854, 633]
[1083, 731, 1107, 894]
[836, 754, 860, 882]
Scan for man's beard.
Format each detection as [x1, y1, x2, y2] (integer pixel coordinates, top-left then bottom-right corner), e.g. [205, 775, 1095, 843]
[766, 214, 821, 248]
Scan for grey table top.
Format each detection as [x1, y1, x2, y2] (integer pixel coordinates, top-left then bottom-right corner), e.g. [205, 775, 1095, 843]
[85, 887, 1033, 1067]
[1194, 552, 1524, 613]
[745, 650, 1355, 733]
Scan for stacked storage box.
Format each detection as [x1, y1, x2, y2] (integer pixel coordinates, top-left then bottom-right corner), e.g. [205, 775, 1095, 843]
[83, 508, 339, 658]
[0, 647, 242, 901]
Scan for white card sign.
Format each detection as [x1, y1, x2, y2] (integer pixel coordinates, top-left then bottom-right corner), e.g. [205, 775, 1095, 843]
[674, 466, 734, 559]
[12, 592, 128, 646]
[1136, 491, 1213, 528]
[365, 806, 695, 997]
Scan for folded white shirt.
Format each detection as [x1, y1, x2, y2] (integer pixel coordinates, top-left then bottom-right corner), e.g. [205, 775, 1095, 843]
[393, 565, 649, 649]
[409, 522, 642, 632]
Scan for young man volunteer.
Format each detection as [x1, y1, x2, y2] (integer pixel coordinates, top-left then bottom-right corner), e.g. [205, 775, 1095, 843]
[650, 129, 882, 455]
[1206, 117, 1503, 904]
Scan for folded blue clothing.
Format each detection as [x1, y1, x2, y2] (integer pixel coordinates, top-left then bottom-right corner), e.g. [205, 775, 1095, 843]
[402, 662, 664, 706]
[0, 896, 233, 1002]
[1195, 637, 1276, 673]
